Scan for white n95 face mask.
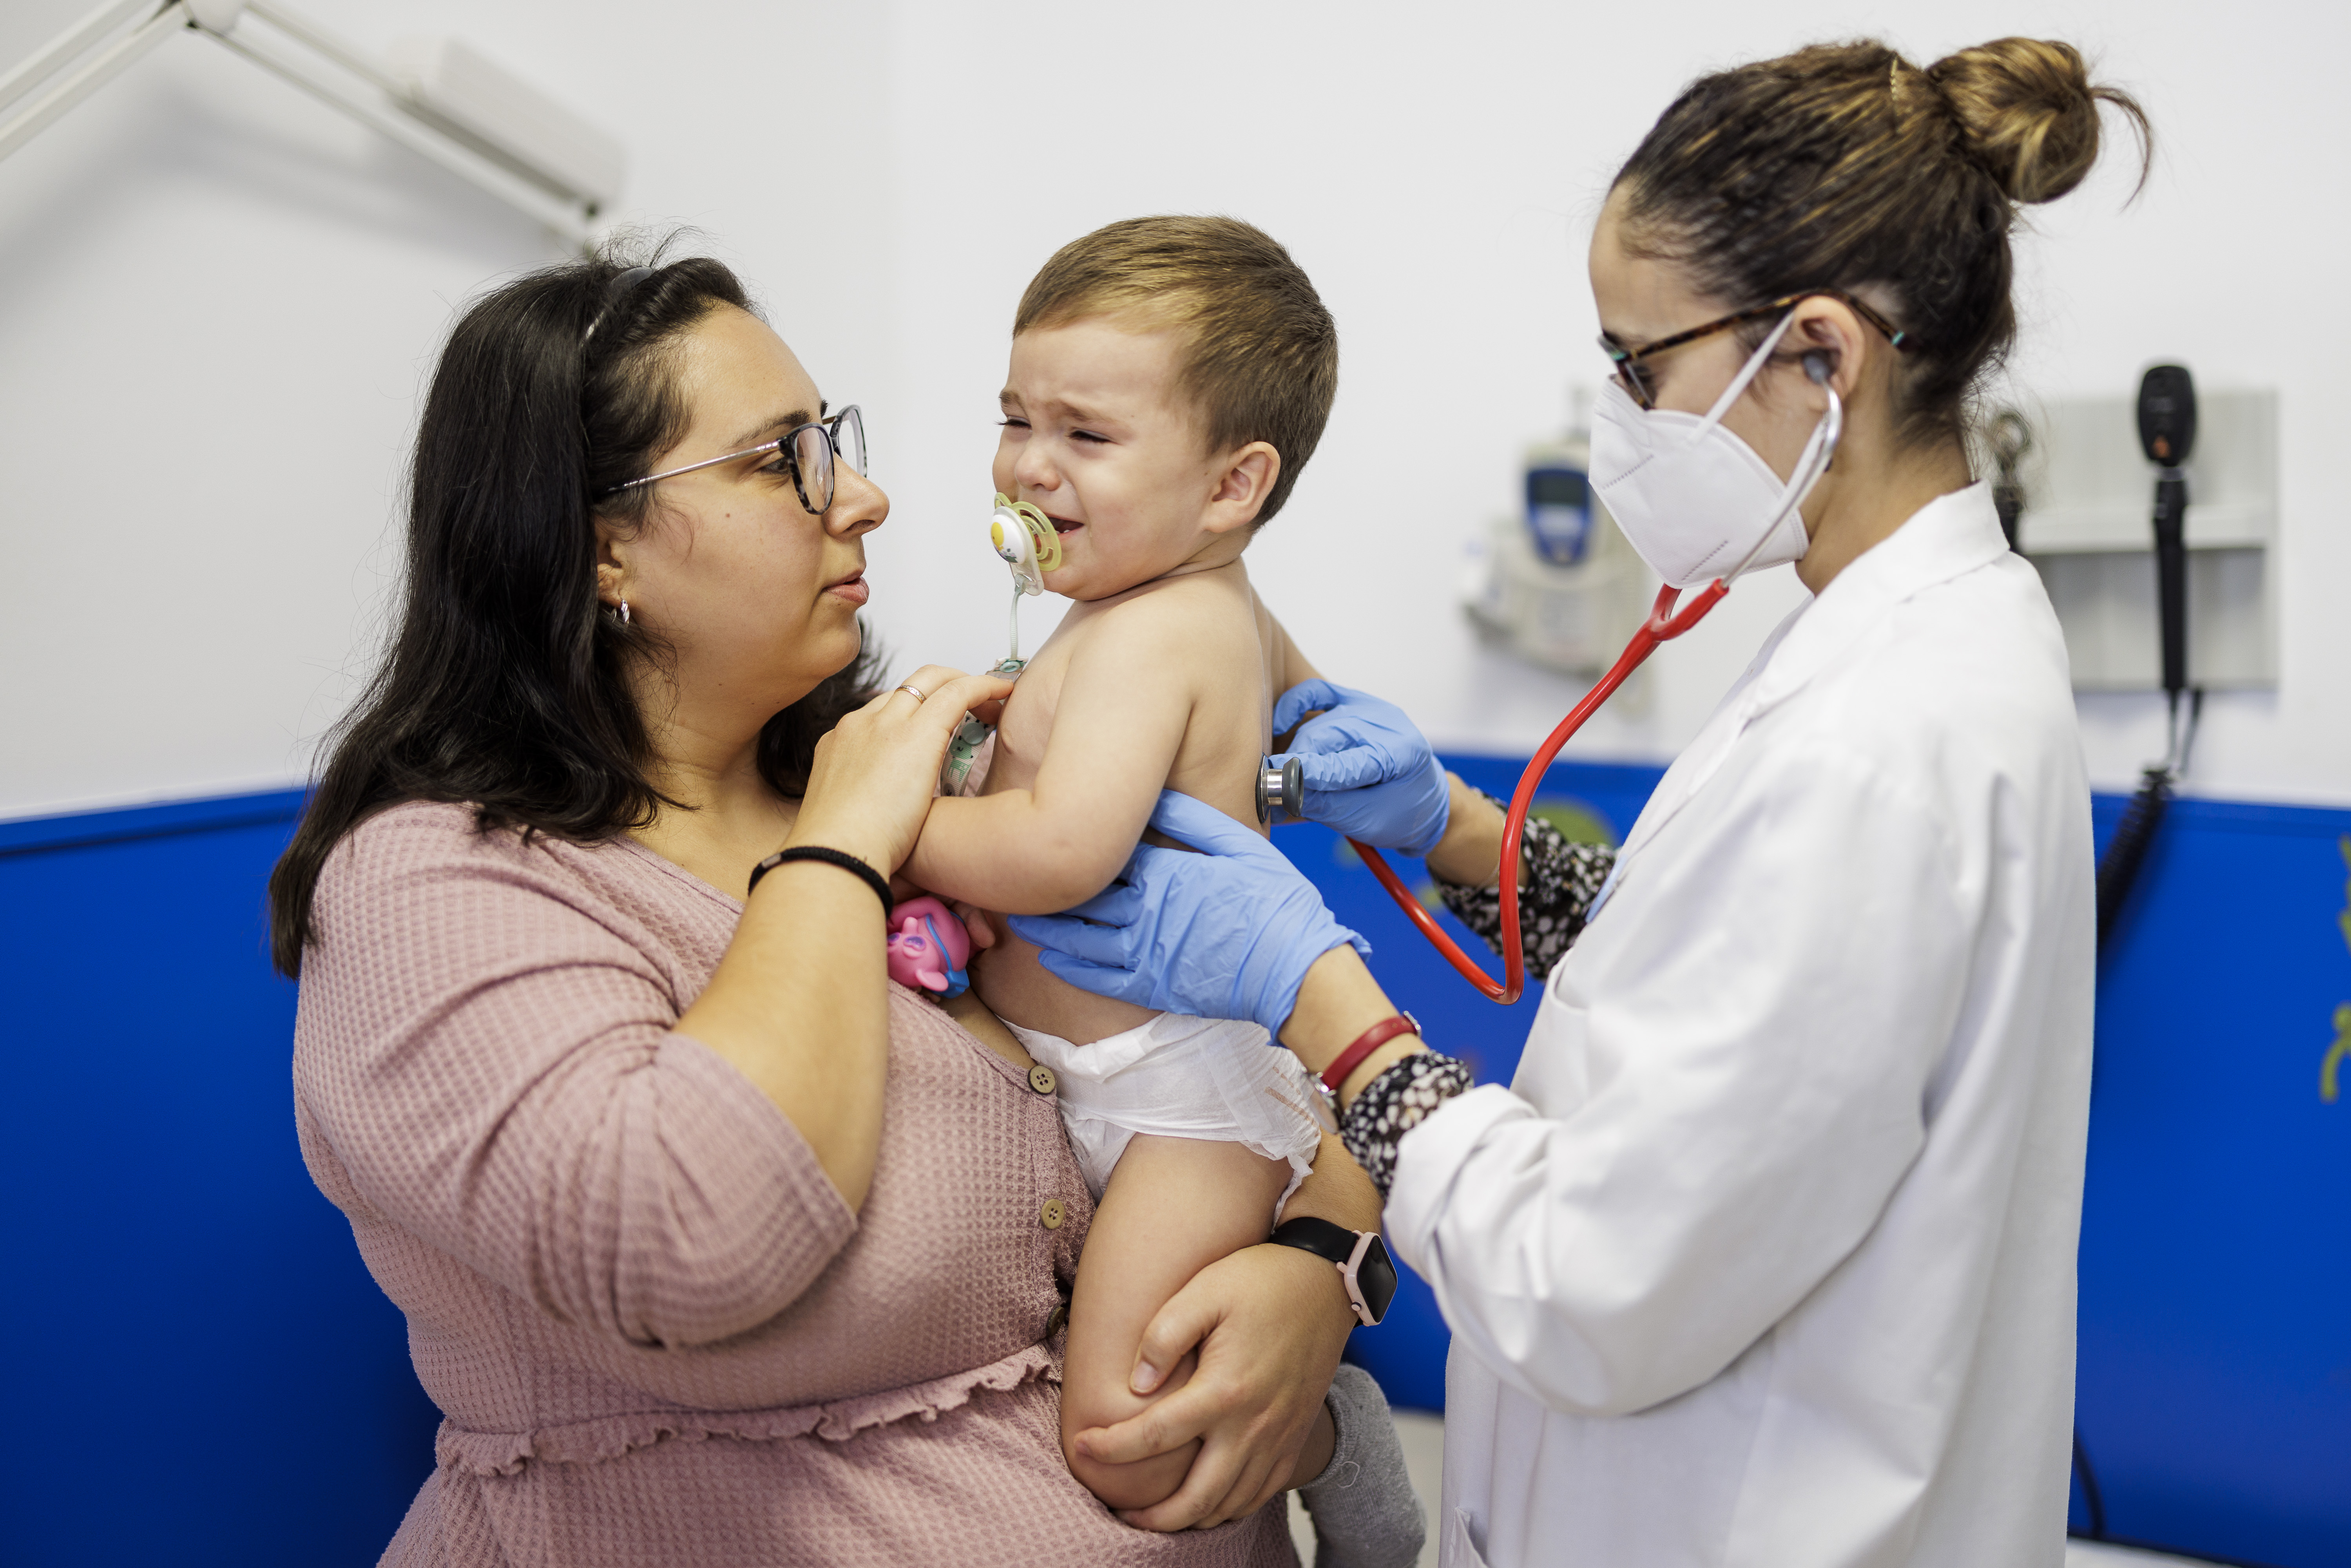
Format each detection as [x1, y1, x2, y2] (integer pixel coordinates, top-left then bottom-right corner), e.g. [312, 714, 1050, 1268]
[1588, 311, 1840, 590]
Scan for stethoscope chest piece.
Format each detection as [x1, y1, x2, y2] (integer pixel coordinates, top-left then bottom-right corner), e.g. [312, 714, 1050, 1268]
[1257, 755, 1305, 825]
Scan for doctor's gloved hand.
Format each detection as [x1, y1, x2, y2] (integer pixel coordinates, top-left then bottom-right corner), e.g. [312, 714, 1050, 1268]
[1270, 679, 1451, 856]
[1007, 791, 1368, 1039]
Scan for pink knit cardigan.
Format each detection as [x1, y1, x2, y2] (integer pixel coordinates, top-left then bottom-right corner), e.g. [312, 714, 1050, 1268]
[293, 801, 1292, 1566]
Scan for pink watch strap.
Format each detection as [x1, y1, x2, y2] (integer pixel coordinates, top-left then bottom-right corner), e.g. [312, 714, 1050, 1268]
[1337, 1229, 1376, 1326]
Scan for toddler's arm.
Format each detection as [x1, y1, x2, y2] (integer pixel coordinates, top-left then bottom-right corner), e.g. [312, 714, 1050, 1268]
[907, 597, 1201, 914]
[1269, 612, 1322, 692]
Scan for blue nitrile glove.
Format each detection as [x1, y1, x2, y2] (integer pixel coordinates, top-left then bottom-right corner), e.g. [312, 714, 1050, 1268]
[1007, 791, 1369, 1039]
[1269, 679, 1451, 856]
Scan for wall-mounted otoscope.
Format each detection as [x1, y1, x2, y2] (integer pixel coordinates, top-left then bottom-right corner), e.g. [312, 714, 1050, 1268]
[2076, 364, 2208, 1528]
[2096, 365, 2203, 951]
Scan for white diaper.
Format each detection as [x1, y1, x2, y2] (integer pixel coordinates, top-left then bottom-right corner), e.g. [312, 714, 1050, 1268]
[1005, 1013, 1325, 1221]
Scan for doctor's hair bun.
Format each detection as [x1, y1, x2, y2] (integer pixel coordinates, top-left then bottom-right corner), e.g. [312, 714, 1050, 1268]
[1612, 38, 2150, 448]
[1926, 38, 2150, 205]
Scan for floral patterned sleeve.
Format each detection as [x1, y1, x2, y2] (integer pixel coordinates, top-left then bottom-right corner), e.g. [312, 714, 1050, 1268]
[1433, 788, 1617, 973]
[1336, 791, 1619, 1196]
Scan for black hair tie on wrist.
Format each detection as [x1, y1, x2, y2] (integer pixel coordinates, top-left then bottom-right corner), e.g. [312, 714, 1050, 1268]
[748, 846, 893, 913]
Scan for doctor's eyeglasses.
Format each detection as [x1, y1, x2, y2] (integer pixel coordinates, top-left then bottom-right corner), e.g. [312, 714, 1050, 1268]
[600, 405, 866, 514]
[1599, 291, 1905, 410]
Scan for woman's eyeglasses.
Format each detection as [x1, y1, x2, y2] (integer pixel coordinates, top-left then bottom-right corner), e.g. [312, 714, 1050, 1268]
[1598, 291, 1905, 411]
[600, 405, 866, 514]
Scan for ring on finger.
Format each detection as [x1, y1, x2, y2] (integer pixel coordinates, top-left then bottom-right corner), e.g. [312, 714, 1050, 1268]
[896, 683, 926, 702]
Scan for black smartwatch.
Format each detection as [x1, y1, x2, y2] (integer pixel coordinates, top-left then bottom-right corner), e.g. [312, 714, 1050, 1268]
[1268, 1216, 1398, 1327]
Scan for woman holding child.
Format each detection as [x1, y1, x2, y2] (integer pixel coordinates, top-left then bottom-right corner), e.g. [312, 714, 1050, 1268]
[268, 246, 1402, 1565]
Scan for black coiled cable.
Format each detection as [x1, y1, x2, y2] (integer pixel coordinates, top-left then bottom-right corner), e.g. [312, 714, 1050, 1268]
[2072, 767, 2170, 1541]
[2076, 692, 2198, 1538]
[2096, 766, 2174, 951]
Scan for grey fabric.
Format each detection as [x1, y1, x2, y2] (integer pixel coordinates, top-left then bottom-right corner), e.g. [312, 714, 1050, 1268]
[1297, 1363, 1425, 1568]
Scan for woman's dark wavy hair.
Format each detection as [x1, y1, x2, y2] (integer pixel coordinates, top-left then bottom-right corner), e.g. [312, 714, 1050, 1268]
[268, 241, 882, 976]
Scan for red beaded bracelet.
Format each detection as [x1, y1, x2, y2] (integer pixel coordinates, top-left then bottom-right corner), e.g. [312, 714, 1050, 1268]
[1319, 1012, 1422, 1095]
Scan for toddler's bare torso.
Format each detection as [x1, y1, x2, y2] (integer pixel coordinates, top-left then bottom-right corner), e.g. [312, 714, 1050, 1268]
[973, 563, 1286, 1045]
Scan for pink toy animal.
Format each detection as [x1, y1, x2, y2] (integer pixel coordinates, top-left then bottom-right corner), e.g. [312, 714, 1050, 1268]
[885, 896, 973, 999]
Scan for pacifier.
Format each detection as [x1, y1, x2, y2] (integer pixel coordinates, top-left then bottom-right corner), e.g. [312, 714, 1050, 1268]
[983, 491, 1058, 682]
[991, 492, 1061, 597]
[944, 495, 1056, 795]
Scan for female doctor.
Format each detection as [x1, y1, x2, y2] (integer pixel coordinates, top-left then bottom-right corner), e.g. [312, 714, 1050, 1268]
[1015, 36, 2149, 1568]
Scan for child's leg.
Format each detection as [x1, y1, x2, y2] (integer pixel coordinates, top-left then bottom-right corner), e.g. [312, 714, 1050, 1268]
[1299, 1363, 1427, 1568]
[1060, 1132, 1298, 1512]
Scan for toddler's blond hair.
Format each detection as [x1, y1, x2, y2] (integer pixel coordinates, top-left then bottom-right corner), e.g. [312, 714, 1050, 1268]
[1015, 215, 1338, 527]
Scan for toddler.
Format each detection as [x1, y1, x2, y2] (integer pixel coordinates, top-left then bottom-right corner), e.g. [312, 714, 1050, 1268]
[905, 217, 1420, 1566]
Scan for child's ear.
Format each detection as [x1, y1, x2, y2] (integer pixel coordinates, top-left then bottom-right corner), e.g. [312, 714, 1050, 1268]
[1204, 442, 1281, 535]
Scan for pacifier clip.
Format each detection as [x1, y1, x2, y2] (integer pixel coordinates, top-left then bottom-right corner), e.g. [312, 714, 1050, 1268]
[941, 494, 1061, 794]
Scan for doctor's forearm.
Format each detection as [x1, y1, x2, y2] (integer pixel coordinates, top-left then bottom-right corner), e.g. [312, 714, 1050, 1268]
[1422, 774, 1508, 887]
[1280, 946, 1426, 1105]
[1428, 787, 1617, 974]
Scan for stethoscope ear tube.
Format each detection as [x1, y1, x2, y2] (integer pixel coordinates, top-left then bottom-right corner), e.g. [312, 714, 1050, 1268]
[1719, 387, 1840, 585]
[1351, 578, 1729, 1004]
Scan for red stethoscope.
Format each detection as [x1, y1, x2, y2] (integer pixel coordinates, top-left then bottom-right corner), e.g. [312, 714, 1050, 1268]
[1346, 580, 1726, 1005]
[1334, 354, 1847, 1002]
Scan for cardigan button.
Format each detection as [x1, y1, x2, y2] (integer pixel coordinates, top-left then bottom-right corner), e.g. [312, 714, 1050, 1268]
[1045, 1301, 1069, 1339]
[1028, 1065, 1058, 1095]
[1040, 1198, 1067, 1230]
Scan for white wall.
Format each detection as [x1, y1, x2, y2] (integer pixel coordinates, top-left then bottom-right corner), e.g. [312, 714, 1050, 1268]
[0, 0, 898, 817]
[4, 0, 2346, 820]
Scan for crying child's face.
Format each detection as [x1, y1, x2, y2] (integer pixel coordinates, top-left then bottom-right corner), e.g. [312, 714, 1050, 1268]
[992, 316, 1241, 601]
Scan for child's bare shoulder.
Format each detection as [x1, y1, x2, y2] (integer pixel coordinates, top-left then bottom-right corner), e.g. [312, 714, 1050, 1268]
[1072, 566, 1262, 663]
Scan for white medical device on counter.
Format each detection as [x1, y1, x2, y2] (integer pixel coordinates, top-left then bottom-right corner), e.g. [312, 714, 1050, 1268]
[1461, 397, 1655, 679]
[0, 0, 621, 247]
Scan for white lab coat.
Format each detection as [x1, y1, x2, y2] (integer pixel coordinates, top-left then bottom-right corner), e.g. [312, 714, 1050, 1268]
[1386, 483, 2094, 1568]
